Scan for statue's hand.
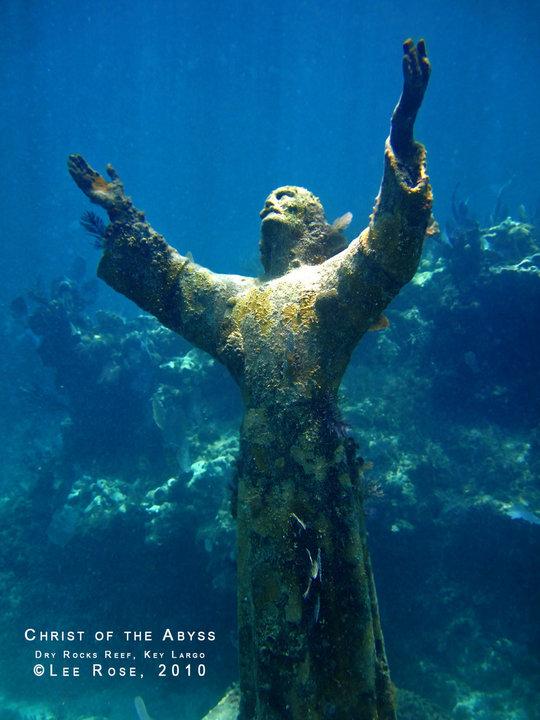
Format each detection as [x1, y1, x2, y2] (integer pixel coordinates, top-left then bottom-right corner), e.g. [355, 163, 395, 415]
[390, 38, 431, 158]
[401, 38, 430, 115]
[68, 154, 129, 218]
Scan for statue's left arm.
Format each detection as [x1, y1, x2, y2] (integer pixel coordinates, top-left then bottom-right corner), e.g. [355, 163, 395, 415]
[67, 155, 250, 372]
[363, 38, 432, 285]
[329, 39, 433, 330]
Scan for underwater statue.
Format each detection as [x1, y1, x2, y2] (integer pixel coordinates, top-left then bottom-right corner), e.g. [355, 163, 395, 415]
[68, 39, 432, 720]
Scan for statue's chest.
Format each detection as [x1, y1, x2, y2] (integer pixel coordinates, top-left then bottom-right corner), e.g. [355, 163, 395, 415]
[230, 284, 320, 349]
[227, 284, 327, 402]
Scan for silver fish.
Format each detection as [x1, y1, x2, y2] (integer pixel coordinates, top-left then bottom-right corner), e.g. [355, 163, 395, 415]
[135, 697, 153, 720]
[331, 212, 353, 231]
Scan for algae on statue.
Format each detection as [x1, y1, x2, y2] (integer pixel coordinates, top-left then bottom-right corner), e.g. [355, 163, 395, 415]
[68, 39, 432, 720]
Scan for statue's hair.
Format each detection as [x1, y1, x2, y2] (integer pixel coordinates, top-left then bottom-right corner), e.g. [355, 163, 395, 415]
[304, 218, 348, 264]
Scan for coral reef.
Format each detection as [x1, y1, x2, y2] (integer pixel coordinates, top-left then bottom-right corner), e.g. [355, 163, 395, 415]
[397, 689, 450, 720]
[339, 208, 540, 720]
[0, 36, 538, 720]
[1, 200, 538, 720]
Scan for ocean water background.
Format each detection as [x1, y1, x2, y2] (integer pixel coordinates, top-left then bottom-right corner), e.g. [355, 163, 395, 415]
[1, 0, 539, 301]
[0, 1, 539, 719]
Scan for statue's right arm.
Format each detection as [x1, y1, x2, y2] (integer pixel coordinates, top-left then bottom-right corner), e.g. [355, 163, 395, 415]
[67, 155, 251, 370]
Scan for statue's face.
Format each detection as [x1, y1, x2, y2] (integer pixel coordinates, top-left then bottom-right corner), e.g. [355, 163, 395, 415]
[259, 186, 321, 226]
[259, 186, 327, 277]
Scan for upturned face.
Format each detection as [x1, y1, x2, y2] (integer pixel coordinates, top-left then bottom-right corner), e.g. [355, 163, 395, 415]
[259, 186, 327, 277]
[259, 186, 320, 225]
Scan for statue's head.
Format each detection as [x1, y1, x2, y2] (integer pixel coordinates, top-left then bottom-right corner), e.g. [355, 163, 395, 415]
[259, 186, 349, 277]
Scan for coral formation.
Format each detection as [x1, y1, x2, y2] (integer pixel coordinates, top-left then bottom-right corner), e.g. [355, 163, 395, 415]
[1, 197, 539, 719]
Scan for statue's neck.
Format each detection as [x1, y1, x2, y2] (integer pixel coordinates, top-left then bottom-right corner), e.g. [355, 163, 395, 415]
[260, 224, 304, 277]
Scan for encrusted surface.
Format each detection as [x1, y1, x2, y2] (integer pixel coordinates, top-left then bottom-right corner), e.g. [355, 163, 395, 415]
[67, 139, 431, 719]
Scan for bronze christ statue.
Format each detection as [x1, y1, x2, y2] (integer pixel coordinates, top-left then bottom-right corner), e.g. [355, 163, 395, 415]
[68, 38, 432, 720]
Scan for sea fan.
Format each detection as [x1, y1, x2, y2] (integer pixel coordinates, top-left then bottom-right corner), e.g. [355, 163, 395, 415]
[80, 210, 107, 248]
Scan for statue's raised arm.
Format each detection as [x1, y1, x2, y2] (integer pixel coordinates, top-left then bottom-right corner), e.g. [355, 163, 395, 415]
[67, 155, 253, 378]
[390, 37, 431, 160]
[364, 38, 431, 277]
[363, 36, 432, 284]
[327, 39, 432, 347]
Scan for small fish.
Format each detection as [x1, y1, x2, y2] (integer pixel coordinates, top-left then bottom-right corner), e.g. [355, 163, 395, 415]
[425, 218, 440, 238]
[290, 512, 307, 532]
[368, 314, 390, 331]
[307, 548, 318, 580]
[331, 212, 353, 231]
[177, 441, 192, 474]
[506, 504, 540, 526]
[151, 395, 166, 430]
[303, 547, 322, 599]
[517, 204, 527, 222]
[440, 229, 453, 247]
[134, 696, 153, 720]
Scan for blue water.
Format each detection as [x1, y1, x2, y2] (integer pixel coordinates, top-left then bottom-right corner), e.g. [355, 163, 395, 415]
[0, 1, 539, 719]
[1, 0, 539, 300]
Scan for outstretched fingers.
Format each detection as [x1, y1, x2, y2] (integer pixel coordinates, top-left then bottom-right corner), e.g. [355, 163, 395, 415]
[416, 38, 431, 83]
[402, 38, 416, 76]
[390, 38, 431, 157]
[106, 164, 122, 182]
[402, 38, 430, 95]
[67, 154, 132, 221]
[68, 154, 114, 205]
